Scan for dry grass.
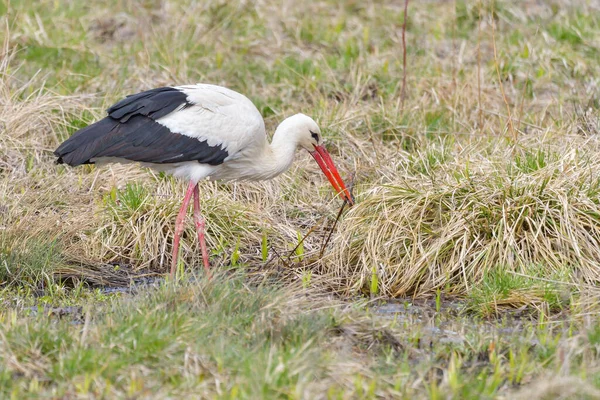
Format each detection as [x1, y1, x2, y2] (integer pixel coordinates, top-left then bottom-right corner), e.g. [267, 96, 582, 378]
[1, 0, 599, 304]
[0, 44, 86, 176]
[327, 135, 600, 297]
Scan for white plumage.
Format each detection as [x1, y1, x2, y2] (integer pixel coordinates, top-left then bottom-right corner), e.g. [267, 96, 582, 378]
[158, 84, 266, 157]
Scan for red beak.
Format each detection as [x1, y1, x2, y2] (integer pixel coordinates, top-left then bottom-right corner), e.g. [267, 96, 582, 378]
[310, 145, 354, 206]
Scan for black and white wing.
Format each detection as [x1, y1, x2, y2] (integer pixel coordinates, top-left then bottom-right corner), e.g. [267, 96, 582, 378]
[54, 84, 266, 167]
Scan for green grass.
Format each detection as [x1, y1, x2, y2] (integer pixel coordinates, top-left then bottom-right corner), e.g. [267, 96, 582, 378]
[0, 236, 65, 285]
[2, 273, 600, 398]
[466, 266, 571, 317]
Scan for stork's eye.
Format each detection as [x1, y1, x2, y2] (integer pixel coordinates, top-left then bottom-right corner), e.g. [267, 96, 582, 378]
[310, 130, 319, 142]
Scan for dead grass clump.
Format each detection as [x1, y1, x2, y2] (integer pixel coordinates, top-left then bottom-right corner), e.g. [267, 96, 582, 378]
[0, 41, 87, 176]
[56, 180, 262, 272]
[60, 177, 318, 275]
[327, 137, 600, 297]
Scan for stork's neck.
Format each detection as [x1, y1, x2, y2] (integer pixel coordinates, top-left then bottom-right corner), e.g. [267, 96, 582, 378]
[223, 115, 311, 181]
[260, 126, 299, 179]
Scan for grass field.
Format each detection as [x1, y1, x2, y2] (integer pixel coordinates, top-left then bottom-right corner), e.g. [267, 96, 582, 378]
[2, 0, 600, 398]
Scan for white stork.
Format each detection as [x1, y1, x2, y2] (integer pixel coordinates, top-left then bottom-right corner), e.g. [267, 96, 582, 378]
[54, 84, 354, 277]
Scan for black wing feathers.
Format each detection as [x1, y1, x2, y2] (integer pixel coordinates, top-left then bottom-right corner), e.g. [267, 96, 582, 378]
[107, 87, 192, 122]
[54, 87, 229, 167]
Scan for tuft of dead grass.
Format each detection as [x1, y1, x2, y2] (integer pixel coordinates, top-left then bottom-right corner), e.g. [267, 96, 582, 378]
[327, 136, 600, 297]
[0, 44, 87, 176]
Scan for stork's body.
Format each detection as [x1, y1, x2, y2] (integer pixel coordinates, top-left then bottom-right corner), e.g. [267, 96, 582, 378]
[55, 84, 353, 276]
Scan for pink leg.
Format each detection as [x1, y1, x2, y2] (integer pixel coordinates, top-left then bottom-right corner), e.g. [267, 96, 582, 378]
[170, 181, 196, 278]
[193, 184, 211, 277]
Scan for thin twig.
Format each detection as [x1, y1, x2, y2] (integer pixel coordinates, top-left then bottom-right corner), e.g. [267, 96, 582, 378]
[270, 246, 291, 269]
[286, 215, 328, 260]
[477, 0, 483, 133]
[490, 2, 516, 142]
[452, 0, 457, 90]
[516, 27, 540, 132]
[319, 200, 348, 258]
[318, 173, 355, 257]
[399, 0, 409, 112]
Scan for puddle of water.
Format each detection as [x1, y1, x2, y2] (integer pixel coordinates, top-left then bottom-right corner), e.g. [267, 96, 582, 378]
[100, 275, 163, 294]
[370, 297, 538, 348]
[25, 305, 84, 324]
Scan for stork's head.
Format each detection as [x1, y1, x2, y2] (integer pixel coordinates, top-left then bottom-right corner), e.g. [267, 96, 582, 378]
[279, 113, 354, 206]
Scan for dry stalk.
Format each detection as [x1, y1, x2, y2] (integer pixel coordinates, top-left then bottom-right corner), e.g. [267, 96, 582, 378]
[490, 2, 516, 142]
[319, 200, 348, 258]
[286, 215, 328, 260]
[399, 0, 409, 112]
[477, 0, 483, 133]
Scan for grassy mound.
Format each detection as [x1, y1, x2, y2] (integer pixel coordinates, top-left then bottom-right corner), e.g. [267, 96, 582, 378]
[328, 138, 600, 299]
